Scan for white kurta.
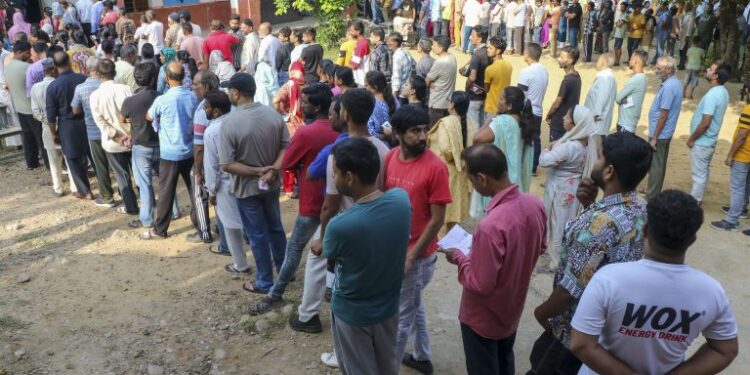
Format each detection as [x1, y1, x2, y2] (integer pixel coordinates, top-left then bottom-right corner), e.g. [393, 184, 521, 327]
[585, 69, 617, 136]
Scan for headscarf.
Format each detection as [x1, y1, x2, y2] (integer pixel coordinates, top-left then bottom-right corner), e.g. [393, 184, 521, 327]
[8, 12, 31, 42]
[161, 47, 176, 72]
[288, 60, 305, 120]
[555, 105, 601, 179]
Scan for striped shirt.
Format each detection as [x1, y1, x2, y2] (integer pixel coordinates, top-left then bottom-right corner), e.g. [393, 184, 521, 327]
[194, 99, 208, 146]
[391, 47, 415, 95]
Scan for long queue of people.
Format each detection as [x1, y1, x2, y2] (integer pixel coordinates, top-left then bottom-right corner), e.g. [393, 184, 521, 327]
[0, 1, 744, 374]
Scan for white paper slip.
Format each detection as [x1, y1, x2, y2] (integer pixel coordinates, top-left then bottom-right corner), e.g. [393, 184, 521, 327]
[621, 96, 634, 109]
[438, 225, 473, 256]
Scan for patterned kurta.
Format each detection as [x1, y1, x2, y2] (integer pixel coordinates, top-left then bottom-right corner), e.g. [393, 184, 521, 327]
[550, 191, 646, 348]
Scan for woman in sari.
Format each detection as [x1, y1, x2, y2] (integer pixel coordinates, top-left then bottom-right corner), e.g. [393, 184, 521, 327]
[272, 61, 306, 197]
[538, 105, 600, 271]
[208, 50, 236, 85]
[471, 86, 535, 217]
[8, 12, 30, 42]
[428, 91, 473, 229]
[253, 54, 280, 106]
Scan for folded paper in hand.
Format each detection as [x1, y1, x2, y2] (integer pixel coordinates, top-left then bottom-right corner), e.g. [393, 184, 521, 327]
[438, 225, 473, 256]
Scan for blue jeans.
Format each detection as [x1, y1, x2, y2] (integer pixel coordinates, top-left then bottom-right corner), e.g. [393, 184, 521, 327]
[131, 145, 180, 227]
[268, 215, 320, 300]
[567, 27, 578, 46]
[652, 37, 666, 64]
[462, 26, 474, 54]
[533, 26, 542, 44]
[277, 70, 289, 88]
[236, 190, 287, 290]
[396, 254, 437, 361]
[726, 161, 750, 224]
[371, 0, 385, 24]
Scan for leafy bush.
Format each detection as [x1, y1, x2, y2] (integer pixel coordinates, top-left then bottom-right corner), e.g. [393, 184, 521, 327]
[274, 0, 353, 48]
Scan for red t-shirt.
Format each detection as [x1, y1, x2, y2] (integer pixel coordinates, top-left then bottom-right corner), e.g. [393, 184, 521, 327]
[202, 31, 239, 63]
[384, 148, 452, 258]
[282, 119, 338, 217]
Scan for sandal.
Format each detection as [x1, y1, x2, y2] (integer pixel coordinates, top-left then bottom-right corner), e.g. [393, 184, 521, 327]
[128, 220, 144, 229]
[139, 229, 166, 240]
[117, 206, 136, 215]
[242, 281, 269, 295]
[209, 246, 232, 256]
[247, 296, 285, 316]
[225, 263, 251, 274]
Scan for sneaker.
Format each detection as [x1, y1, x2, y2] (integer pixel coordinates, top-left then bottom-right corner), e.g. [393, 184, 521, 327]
[721, 205, 748, 219]
[320, 352, 339, 368]
[710, 220, 739, 232]
[402, 353, 434, 375]
[742, 228, 750, 236]
[94, 198, 116, 208]
[288, 313, 323, 334]
[185, 232, 212, 243]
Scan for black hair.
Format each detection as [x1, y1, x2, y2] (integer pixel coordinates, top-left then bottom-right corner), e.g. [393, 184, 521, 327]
[97, 59, 116, 79]
[47, 45, 64, 56]
[134, 61, 157, 89]
[503, 86, 536, 145]
[13, 41, 31, 53]
[365, 70, 396, 115]
[177, 50, 199, 80]
[388, 32, 404, 46]
[331, 137, 381, 185]
[370, 26, 385, 42]
[602, 132, 653, 190]
[433, 35, 451, 51]
[450, 91, 470, 148]
[165, 62, 185, 83]
[279, 26, 291, 37]
[647, 190, 703, 254]
[180, 10, 192, 23]
[72, 29, 87, 45]
[472, 25, 488, 43]
[233, 73, 256, 98]
[560, 45, 580, 65]
[341, 88, 376, 125]
[120, 43, 137, 59]
[349, 20, 364, 35]
[692, 35, 702, 45]
[390, 104, 430, 134]
[181, 22, 193, 34]
[197, 70, 220, 91]
[409, 75, 427, 107]
[526, 42, 542, 61]
[320, 59, 336, 77]
[101, 39, 115, 55]
[53, 50, 70, 67]
[32, 41, 48, 54]
[141, 43, 155, 59]
[205, 89, 232, 115]
[230, 13, 241, 21]
[301, 82, 334, 117]
[292, 28, 304, 42]
[488, 36, 507, 54]
[36, 30, 51, 44]
[304, 27, 317, 39]
[242, 18, 254, 29]
[462, 144, 508, 179]
[714, 63, 732, 85]
[335, 66, 356, 87]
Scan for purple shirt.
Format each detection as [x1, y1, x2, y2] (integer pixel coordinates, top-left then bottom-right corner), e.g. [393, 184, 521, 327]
[451, 184, 547, 340]
[26, 59, 45, 97]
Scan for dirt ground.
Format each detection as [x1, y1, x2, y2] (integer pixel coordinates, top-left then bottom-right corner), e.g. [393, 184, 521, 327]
[1, 45, 749, 375]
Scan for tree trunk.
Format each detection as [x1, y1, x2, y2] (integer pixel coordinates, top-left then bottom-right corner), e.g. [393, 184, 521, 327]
[716, 0, 740, 77]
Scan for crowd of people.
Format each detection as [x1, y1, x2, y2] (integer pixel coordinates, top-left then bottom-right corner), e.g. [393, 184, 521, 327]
[0, 0, 745, 374]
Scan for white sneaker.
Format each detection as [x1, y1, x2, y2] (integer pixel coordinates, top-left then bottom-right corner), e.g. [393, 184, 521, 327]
[320, 351, 339, 368]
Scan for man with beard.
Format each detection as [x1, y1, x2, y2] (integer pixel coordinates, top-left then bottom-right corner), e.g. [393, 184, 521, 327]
[530, 132, 652, 374]
[384, 105, 452, 374]
[546, 46, 581, 141]
[228, 14, 245, 72]
[249, 83, 339, 314]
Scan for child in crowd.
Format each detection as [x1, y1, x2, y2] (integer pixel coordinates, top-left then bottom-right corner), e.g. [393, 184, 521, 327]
[683, 35, 704, 100]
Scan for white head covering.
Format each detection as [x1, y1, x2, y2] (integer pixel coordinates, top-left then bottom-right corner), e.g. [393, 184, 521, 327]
[556, 105, 601, 179]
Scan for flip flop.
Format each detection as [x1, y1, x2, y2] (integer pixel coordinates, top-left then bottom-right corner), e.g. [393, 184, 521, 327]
[242, 281, 269, 295]
[225, 263, 251, 274]
[247, 296, 285, 316]
[139, 229, 166, 240]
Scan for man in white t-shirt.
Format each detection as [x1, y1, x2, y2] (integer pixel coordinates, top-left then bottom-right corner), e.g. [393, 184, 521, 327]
[571, 190, 738, 375]
[462, 0, 482, 54]
[141, 10, 164, 55]
[504, 0, 519, 52]
[513, 0, 529, 56]
[517, 43, 548, 175]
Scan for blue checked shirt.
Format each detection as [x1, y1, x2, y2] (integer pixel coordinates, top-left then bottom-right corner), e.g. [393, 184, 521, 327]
[391, 47, 415, 95]
[71, 77, 102, 141]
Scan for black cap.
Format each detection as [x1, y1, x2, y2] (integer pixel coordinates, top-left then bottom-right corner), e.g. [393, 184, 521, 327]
[219, 73, 256, 95]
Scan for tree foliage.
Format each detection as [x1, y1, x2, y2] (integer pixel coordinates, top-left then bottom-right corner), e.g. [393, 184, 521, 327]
[274, 0, 355, 48]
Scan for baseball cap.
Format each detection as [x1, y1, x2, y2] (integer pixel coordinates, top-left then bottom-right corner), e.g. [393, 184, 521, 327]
[219, 73, 256, 95]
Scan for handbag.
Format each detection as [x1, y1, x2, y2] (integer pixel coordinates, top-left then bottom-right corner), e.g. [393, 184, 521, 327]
[526, 331, 582, 375]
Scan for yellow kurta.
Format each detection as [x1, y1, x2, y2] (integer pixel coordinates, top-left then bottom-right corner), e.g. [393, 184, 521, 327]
[428, 114, 474, 224]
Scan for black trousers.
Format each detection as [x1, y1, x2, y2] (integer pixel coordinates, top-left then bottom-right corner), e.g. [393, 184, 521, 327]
[191, 170, 212, 240]
[154, 158, 194, 237]
[461, 323, 516, 375]
[18, 113, 47, 169]
[583, 33, 594, 62]
[67, 155, 91, 195]
[532, 115, 542, 173]
[106, 151, 139, 214]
